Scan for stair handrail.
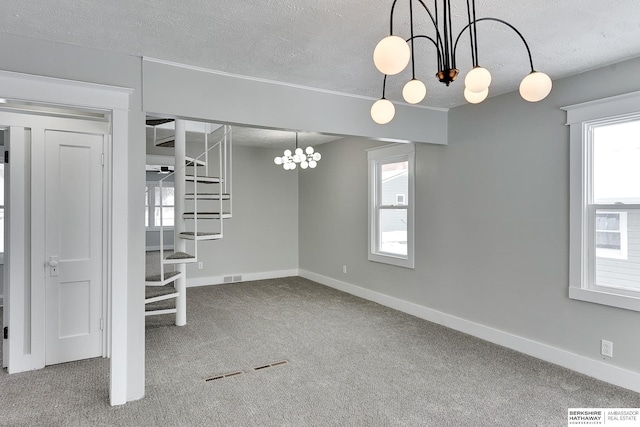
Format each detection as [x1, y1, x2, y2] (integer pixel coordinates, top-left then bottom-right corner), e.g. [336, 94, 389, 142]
[152, 125, 232, 281]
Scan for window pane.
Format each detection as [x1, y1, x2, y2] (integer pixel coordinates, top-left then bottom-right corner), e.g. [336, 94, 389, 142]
[593, 120, 640, 203]
[379, 209, 407, 255]
[381, 161, 408, 206]
[595, 209, 639, 290]
[145, 207, 149, 227]
[161, 187, 174, 206]
[154, 207, 174, 227]
[0, 163, 4, 206]
[595, 231, 620, 250]
[0, 208, 4, 253]
[595, 213, 620, 231]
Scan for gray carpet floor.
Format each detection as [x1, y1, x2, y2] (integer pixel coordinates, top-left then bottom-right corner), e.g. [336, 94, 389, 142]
[1, 277, 639, 426]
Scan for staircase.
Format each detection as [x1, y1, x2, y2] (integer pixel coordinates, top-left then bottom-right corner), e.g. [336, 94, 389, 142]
[145, 119, 233, 324]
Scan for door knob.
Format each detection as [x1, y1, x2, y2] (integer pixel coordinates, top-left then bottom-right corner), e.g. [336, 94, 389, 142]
[48, 260, 58, 267]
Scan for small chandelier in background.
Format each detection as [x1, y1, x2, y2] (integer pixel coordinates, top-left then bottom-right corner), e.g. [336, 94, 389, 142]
[274, 132, 322, 170]
[371, 0, 553, 124]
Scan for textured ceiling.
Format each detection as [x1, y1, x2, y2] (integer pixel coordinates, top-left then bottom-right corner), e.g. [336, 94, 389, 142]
[146, 120, 342, 149]
[3, 0, 640, 145]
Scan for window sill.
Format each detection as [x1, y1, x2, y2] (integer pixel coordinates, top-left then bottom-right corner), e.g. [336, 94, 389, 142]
[369, 252, 414, 269]
[569, 287, 640, 312]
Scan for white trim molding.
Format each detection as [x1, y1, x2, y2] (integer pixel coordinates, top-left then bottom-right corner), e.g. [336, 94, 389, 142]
[0, 70, 133, 406]
[187, 269, 299, 288]
[299, 269, 640, 394]
[563, 93, 640, 312]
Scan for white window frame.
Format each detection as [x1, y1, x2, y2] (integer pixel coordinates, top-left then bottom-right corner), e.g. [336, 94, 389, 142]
[564, 91, 640, 312]
[146, 180, 175, 230]
[367, 143, 415, 269]
[594, 211, 627, 260]
[0, 159, 4, 265]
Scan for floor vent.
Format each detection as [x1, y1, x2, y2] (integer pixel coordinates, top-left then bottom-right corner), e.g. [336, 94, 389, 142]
[204, 370, 244, 382]
[253, 360, 288, 371]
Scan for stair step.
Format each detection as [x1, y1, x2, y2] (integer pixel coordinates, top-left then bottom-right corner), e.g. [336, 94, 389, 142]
[163, 252, 196, 264]
[185, 193, 230, 200]
[179, 231, 223, 241]
[145, 296, 177, 316]
[145, 283, 177, 299]
[155, 137, 175, 148]
[145, 270, 182, 286]
[185, 175, 223, 184]
[183, 212, 232, 220]
[146, 118, 175, 127]
[185, 157, 205, 167]
[145, 308, 177, 317]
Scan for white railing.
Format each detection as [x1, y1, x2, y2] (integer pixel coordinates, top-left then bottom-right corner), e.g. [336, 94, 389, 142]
[153, 124, 232, 282]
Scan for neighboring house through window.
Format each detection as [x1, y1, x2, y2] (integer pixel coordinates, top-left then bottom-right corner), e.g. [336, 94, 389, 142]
[367, 143, 415, 269]
[565, 91, 640, 312]
[595, 211, 627, 260]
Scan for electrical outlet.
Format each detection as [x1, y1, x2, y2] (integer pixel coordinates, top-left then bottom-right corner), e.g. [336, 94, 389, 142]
[198, 262, 203, 270]
[601, 339, 613, 358]
[342, 265, 347, 274]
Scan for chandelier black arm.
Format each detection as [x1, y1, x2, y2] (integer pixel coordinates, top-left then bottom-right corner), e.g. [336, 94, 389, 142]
[406, 34, 442, 71]
[389, 0, 445, 70]
[380, 74, 389, 99]
[416, 0, 445, 69]
[452, 17, 536, 72]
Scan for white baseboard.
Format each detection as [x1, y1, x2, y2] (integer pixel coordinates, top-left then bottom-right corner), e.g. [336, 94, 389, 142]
[187, 269, 299, 288]
[299, 269, 640, 394]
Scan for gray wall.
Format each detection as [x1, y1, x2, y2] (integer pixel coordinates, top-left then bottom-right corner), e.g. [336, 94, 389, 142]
[185, 145, 298, 279]
[299, 57, 640, 376]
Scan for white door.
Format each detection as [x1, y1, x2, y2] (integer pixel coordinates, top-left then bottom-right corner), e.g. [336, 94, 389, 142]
[44, 129, 105, 365]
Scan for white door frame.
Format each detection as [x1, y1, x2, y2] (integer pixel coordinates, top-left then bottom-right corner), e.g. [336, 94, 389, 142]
[0, 70, 132, 406]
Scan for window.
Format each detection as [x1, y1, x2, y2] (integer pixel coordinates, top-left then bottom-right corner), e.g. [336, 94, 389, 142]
[0, 161, 4, 262]
[145, 181, 174, 228]
[368, 143, 415, 269]
[565, 91, 640, 312]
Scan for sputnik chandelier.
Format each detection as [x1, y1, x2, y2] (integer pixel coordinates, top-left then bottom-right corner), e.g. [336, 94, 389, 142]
[274, 132, 322, 170]
[371, 0, 552, 124]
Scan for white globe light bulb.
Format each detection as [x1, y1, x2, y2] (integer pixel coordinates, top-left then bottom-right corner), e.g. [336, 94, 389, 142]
[402, 79, 427, 104]
[464, 87, 489, 104]
[309, 160, 317, 169]
[290, 162, 297, 170]
[305, 146, 314, 155]
[312, 152, 321, 161]
[370, 99, 395, 125]
[301, 161, 309, 169]
[519, 71, 552, 102]
[464, 66, 492, 93]
[373, 35, 411, 76]
[295, 148, 303, 155]
[274, 157, 282, 165]
[283, 149, 292, 157]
